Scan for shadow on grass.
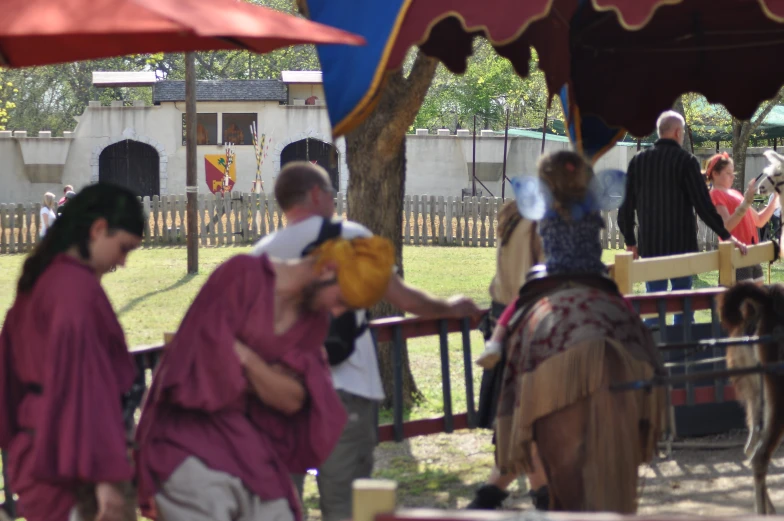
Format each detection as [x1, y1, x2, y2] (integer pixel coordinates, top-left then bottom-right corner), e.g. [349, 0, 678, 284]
[117, 273, 198, 317]
[373, 440, 485, 510]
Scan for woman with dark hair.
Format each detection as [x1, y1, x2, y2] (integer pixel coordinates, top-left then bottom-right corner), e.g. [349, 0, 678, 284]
[0, 183, 146, 521]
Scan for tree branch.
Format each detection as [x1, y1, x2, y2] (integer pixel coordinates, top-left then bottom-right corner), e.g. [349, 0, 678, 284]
[748, 87, 784, 136]
[376, 50, 438, 156]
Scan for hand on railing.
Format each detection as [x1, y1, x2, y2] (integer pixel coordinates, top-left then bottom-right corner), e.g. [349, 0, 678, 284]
[729, 236, 748, 255]
[626, 245, 638, 260]
[445, 295, 481, 319]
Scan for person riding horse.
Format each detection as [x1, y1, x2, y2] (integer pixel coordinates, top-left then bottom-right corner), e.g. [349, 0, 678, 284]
[494, 151, 667, 512]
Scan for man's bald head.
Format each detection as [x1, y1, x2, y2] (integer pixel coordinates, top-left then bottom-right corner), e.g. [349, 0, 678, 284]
[657, 111, 686, 144]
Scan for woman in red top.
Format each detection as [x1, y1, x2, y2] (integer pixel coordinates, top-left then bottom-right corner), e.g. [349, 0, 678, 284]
[708, 152, 779, 284]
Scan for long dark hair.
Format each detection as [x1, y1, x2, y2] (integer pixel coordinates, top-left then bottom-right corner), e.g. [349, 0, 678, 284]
[17, 183, 145, 293]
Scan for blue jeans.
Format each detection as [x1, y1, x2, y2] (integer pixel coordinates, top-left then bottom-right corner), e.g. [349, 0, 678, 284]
[644, 276, 693, 326]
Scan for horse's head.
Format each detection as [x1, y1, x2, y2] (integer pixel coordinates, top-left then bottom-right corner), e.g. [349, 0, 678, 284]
[721, 283, 784, 338]
[757, 150, 784, 196]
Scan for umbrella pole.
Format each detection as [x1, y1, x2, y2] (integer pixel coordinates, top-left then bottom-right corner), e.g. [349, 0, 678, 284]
[186, 52, 199, 274]
[501, 108, 509, 200]
[472, 115, 477, 197]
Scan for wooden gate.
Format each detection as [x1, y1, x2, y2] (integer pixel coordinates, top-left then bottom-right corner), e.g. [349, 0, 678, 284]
[280, 138, 340, 191]
[99, 140, 160, 197]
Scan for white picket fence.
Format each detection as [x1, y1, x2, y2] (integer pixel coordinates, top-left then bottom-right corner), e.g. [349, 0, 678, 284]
[0, 192, 718, 254]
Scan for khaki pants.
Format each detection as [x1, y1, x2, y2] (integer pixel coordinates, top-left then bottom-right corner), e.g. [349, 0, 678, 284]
[292, 391, 377, 521]
[155, 456, 294, 521]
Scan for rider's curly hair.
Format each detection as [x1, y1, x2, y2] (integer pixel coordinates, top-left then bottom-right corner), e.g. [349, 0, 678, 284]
[538, 151, 592, 220]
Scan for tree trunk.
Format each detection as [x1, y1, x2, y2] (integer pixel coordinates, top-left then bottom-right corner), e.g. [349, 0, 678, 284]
[672, 96, 692, 153]
[344, 51, 438, 408]
[732, 118, 750, 190]
[731, 89, 784, 190]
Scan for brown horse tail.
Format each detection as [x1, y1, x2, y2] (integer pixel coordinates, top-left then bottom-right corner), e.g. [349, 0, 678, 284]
[721, 282, 770, 331]
[583, 340, 655, 514]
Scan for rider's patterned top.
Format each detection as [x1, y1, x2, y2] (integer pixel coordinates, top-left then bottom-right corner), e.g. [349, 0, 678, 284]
[539, 212, 606, 276]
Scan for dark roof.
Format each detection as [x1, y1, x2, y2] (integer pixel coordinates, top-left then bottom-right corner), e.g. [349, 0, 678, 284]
[153, 80, 287, 103]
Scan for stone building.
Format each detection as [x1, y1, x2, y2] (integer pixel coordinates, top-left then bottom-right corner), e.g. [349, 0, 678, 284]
[0, 72, 771, 203]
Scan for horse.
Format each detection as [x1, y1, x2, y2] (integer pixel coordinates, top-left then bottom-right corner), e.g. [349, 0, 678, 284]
[756, 150, 784, 197]
[494, 273, 666, 513]
[721, 282, 784, 514]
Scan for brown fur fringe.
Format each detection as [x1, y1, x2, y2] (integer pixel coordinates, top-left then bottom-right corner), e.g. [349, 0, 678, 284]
[497, 338, 666, 511]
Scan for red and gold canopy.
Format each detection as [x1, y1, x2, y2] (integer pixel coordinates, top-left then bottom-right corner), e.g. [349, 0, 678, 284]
[389, 0, 784, 137]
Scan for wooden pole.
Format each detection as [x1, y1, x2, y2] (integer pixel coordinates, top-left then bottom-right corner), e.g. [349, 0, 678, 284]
[185, 52, 198, 274]
[501, 108, 510, 200]
[472, 115, 477, 197]
[637, 137, 642, 151]
[353, 480, 397, 521]
[541, 107, 548, 154]
[613, 251, 634, 295]
[718, 241, 735, 287]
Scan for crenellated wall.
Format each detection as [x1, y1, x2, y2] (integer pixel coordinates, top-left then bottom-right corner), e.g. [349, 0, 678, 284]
[0, 100, 774, 204]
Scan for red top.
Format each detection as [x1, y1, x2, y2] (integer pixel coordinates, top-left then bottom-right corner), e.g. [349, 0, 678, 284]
[135, 255, 347, 521]
[0, 255, 136, 521]
[710, 188, 758, 245]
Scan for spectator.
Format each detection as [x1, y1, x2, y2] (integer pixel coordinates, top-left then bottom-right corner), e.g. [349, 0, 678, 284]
[39, 192, 57, 238]
[468, 201, 545, 511]
[707, 152, 779, 284]
[618, 111, 746, 324]
[57, 190, 76, 218]
[57, 185, 73, 206]
[251, 162, 479, 521]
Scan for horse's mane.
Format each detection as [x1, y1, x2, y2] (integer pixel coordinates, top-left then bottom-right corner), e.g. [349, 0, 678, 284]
[722, 283, 784, 336]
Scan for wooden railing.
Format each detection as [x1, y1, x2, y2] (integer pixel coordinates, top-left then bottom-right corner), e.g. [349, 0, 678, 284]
[612, 241, 776, 294]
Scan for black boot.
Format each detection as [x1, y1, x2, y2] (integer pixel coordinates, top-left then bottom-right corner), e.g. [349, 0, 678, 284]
[529, 486, 550, 511]
[466, 484, 509, 510]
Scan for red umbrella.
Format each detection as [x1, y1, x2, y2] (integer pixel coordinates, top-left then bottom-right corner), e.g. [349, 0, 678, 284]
[0, 0, 363, 67]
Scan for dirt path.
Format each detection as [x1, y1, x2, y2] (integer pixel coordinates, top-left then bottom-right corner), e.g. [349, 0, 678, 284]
[302, 430, 784, 519]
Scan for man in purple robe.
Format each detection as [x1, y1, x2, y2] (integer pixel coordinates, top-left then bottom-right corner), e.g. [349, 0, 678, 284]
[135, 235, 396, 521]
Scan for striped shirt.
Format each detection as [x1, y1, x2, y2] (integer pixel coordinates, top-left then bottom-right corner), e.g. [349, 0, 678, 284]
[618, 139, 731, 258]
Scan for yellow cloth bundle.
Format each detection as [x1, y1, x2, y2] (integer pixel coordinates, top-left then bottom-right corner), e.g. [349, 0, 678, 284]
[311, 236, 395, 309]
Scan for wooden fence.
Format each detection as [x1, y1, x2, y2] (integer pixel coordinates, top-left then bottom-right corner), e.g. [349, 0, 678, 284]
[0, 192, 718, 254]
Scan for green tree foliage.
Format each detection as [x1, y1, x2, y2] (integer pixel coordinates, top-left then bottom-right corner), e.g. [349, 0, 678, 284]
[0, 70, 19, 131]
[4, 0, 317, 135]
[412, 39, 562, 133]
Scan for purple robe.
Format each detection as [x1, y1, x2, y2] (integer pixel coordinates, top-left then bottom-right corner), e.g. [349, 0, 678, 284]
[0, 255, 137, 521]
[135, 254, 347, 520]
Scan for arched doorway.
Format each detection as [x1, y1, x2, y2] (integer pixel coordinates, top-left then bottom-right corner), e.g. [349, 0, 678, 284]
[280, 138, 340, 191]
[99, 140, 160, 197]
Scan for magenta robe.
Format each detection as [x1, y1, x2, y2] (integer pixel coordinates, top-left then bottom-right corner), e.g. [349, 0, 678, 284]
[135, 254, 347, 520]
[0, 255, 137, 521]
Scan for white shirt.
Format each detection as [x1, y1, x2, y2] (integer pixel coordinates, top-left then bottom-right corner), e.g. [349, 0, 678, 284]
[39, 207, 56, 237]
[251, 216, 385, 401]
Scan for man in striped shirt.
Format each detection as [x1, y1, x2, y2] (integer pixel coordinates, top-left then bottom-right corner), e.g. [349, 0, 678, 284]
[618, 111, 746, 323]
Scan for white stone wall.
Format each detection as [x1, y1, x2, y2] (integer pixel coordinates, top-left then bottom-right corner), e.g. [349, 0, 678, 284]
[1, 99, 776, 204]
